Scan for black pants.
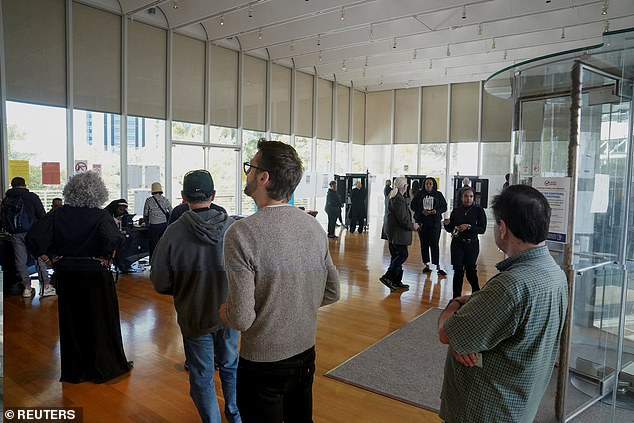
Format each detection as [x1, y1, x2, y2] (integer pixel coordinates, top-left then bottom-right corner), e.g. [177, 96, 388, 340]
[450, 238, 480, 298]
[326, 210, 338, 236]
[350, 215, 364, 233]
[237, 347, 316, 423]
[386, 243, 408, 281]
[148, 222, 168, 261]
[418, 223, 441, 265]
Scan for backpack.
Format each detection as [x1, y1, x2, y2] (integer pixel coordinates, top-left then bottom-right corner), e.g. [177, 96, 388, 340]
[2, 195, 33, 234]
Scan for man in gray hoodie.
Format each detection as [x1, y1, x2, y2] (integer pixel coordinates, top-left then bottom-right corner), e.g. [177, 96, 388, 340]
[151, 170, 240, 423]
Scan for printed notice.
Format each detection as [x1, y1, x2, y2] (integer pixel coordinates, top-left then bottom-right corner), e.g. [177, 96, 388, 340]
[42, 162, 61, 185]
[533, 177, 571, 244]
[8, 160, 30, 184]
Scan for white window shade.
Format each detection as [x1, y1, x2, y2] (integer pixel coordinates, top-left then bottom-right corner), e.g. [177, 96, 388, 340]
[365, 91, 392, 145]
[242, 55, 267, 131]
[336, 84, 349, 141]
[482, 86, 513, 142]
[395, 88, 419, 144]
[172, 34, 205, 124]
[295, 71, 313, 138]
[210, 45, 238, 128]
[4, 0, 66, 107]
[450, 82, 479, 142]
[422, 85, 448, 143]
[73, 3, 121, 113]
[128, 21, 166, 119]
[317, 79, 333, 140]
[352, 89, 365, 145]
[271, 63, 291, 135]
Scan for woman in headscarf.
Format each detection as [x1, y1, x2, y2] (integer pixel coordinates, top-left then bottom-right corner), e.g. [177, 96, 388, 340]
[443, 186, 487, 298]
[411, 177, 448, 276]
[26, 171, 132, 383]
[380, 177, 419, 291]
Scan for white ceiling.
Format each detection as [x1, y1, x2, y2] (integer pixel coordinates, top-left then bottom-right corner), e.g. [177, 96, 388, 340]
[87, 0, 634, 91]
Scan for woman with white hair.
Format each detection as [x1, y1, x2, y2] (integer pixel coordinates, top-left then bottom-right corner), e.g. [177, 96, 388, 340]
[380, 176, 419, 291]
[26, 171, 132, 383]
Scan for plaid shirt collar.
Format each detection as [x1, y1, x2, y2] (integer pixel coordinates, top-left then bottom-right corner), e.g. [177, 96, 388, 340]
[496, 244, 550, 272]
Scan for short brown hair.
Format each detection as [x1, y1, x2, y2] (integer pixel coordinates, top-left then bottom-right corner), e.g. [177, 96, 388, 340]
[256, 140, 303, 201]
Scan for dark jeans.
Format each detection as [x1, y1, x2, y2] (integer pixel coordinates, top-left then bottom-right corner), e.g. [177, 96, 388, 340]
[418, 223, 441, 265]
[148, 222, 167, 260]
[237, 347, 316, 423]
[326, 210, 338, 236]
[350, 216, 364, 233]
[450, 238, 480, 298]
[386, 243, 408, 280]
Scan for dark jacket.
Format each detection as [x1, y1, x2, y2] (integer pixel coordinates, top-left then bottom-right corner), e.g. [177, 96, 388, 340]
[381, 192, 415, 245]
[168, 202, 227, 225]
[444, 204, 487, 240]
[350, 187, 366, 219]
[1, 187, 46, 233]
[150, 207, 234, 338]
[325, 189, 340, 214]
[410, 183, 447, 226]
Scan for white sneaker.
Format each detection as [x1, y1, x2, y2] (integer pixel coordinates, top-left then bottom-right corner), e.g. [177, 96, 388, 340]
[22, 287, 35, 298]
[41, 286, 57, 297]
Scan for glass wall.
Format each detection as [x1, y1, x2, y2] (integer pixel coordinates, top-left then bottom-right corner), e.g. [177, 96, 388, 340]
[271, 133, 291, 144]
[420, 143, 447, 194]
[392, 144, 418, 176]
[241, 130, 265, 216]
[448, 142, 478, 208]
[171, 144, 204, 207]
[351, 144, 365, 172]
[335, 141, 349, 174]
[210, 125, 237, 145]
[365, 145, 391, 220]
[172, 121, 203, 143]
[6, 102, 67, 209]
[208, 147, 238, 215]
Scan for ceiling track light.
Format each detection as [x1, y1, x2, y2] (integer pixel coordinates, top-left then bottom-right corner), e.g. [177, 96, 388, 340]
[172, 0, 179, 10]
[429, 58, 433, 69]
[290, 40, 295, 52]
[405, 81, 410, 89]
[340, 6, 345, 21]
[478, 23, 483, 36]
[362, 68, 366, 77]
[317, 34, 321, 46]
[561, 27, 565, 39]
[492, 37, 496, 49]
[393, 38, 397, 49]
[369, 23, 374, 37]
[248, 3, 253, 18]
[413, 49, 417, 60]
[258, 27, 262, 39]
[604, 19, 610, 33]
[364, 56, 368, 67]
[444, 68, 448, 76]
[462, 5, 467, 20]
[318, 50, 323, 62]
[503, 49, 508, 60]
[342, 60, 347, 71]
[446, 44, 451, 56]
[602, 0, 608, 15]
[220, 14, 224, 26]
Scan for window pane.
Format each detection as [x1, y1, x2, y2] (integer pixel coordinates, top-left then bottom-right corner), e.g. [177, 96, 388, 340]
[351, 144, 365, 172]
[448, 142, 478, 207]
[73, 109, 121, 203]
[365, 145, 391, 220]
[315, 139, 331, 174]
[208, 148, 237, 215]
[241, 130, 265, 216]
[7, 101, 67, 208]
[335, 141, 348, 174]
[271, 133, 290, 144]
[128, 117, 166, 215]
[210, 125, 237, 145]
[172, 121, 203, 143]
[295, 136, 312, 172]
[420, 143, 447, 194]
[171, 144, 204, 206]
[392, 144, 418, 175]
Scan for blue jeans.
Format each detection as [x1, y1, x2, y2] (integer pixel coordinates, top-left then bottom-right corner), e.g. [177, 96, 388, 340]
[183, 328, 241, 423]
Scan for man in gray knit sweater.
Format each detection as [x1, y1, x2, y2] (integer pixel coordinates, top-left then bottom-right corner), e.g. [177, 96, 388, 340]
[220, 140, 340, 423]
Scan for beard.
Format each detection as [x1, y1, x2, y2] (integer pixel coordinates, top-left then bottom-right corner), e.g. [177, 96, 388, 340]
[244, 178, 256, 198]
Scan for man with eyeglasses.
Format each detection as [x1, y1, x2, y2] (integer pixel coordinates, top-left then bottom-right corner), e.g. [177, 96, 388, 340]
[220, 140, 340, 423]
[151, 170, 240, 423]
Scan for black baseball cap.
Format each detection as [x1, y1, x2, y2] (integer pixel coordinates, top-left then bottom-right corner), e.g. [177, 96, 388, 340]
[183, 170, 215, 197]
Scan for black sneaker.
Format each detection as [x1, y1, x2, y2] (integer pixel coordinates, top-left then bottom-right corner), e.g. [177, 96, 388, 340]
[422, 266, 432, 274]
[392, 282, 410, 291]
[438, 269, 447, 276]
[328, 234, 338, 239]
[379, 275, 396, 291]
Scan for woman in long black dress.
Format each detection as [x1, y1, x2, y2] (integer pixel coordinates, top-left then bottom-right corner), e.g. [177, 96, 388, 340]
[443, 186, 487, 299]
[27, 171, 132, 383]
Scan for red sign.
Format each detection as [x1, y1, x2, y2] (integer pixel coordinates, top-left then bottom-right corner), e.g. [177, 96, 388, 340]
[42, 162, 61, 185]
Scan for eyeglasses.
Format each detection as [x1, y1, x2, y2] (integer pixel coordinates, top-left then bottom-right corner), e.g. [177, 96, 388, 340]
[243, 162, 267, 175]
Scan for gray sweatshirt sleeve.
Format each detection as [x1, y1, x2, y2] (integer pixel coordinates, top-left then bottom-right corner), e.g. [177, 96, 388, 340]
[223, 227, 257, 331]
[150, 233, 173, 295]
[321, 246, 340, 307]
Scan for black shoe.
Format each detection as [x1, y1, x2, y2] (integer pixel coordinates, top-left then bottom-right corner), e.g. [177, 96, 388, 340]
[392, 282, 410, 291]
[335, 223, 340, 227]
[184, 361, 189, 371]
[438, 269, 447, 276]
[379, 275, 396, 291]
[328, 234, 338, 239]
[422, 266, 432, 273]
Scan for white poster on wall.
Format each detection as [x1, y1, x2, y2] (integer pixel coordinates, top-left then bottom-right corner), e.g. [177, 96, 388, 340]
[128, 165, 143, 189]
[533, 176, 571, 243]
[590, 174, 609, 213]
[145, 165, 161, 188]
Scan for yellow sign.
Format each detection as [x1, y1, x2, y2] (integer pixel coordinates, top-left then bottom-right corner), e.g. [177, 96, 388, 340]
[8, 160, 30, 184]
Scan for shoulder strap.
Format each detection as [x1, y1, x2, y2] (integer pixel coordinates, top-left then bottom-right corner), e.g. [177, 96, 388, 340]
[152, 196, 169, 216]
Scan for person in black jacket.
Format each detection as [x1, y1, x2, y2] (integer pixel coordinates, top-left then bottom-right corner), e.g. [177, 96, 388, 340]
[443, 186, 487, 298]
[1, 176, 55, 298]
[349, 181, 366, 233]
[325, 181, 341, 239]
[380, 177, 420, 291]
[411, 177, 448, 276]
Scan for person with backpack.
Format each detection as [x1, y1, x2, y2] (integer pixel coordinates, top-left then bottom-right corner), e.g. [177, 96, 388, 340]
[143, 182, 172, 261]
[1, 176, 56, 298]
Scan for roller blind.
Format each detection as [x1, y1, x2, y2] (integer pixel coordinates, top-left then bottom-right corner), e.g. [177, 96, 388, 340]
[210, 45, 238, 128]
[482, 85, 513, 142]
[394, 88, 419, 144]
[450, 82, 479, 142]
[73, 3, 121, 113]
[365, 91, 392, 145]
[352, 89, 365, 145]
[335, 84, 349, 141]
[422, 85, 447, 143]
[243, 55, 267, 131]
[128, 21, 166, 119]
[316, 79, 332, 139]
[172, 34, 205, 124]
[295, 71, 313, 137]
[271, 63, 291, 134]
[4, 0, 66, 107]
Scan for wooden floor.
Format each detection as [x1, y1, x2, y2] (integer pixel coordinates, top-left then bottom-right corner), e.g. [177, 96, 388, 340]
[4, 223, 505, 423]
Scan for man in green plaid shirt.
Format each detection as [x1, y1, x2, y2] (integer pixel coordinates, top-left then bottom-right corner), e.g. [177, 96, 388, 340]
[437, 185, 568, 422]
